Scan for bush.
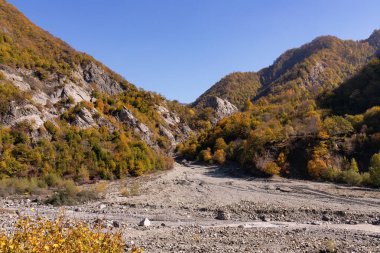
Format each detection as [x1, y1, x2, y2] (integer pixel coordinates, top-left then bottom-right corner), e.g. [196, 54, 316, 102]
[323, 116, 353, 136]
[199, 148, 212, 163]
[361, 172, 371, 186]
[43, 173, 64, 188]
[213, 149, 226, 165]
[119, 182, 140, 197]
[324, 167, 342, 181]
[214, 138, 227, 151]
[261, 162, 281, 176]
[341, 169, 362, 186]
[369, 153, 380, 187]
[0, 177, 47, 196]
[46, 180, 99, 206]
[307, 158, 328, 179]
[349, 158, 359, 173]
[0, 216, 136, 253]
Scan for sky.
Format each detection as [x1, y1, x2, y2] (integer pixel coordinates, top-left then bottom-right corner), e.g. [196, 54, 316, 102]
[7, 0, 380, 103]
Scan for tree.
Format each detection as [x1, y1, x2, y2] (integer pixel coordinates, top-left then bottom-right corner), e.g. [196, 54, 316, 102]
[213, 149, 226, 165]
[199, 148, 212, 163]
[307, 158, 328, 179]
[261, 162, 281, 176]
[369, 153, 380, 187]
[323, 116, 354, 136]
[244, 99, 254, 112]
[349, 158, 359, 173]
[214, 137, 227, 151]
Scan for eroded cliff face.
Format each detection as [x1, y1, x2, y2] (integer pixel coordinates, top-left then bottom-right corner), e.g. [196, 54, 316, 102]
[0, 61, 193, 151]
[202, 96, 238, 123]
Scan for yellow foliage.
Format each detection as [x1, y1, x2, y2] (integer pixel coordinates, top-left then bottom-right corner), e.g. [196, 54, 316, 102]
[307, 158, 328, 179]
[277, 152, 286, 167]
[199, 148, 212, 163]
[213, 149, 226, 165]
[0, 216, 144, 253]
[261, 162, 281, 176]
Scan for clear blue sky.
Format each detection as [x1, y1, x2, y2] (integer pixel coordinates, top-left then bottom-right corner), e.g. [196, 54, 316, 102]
[7, 0, 380, 103]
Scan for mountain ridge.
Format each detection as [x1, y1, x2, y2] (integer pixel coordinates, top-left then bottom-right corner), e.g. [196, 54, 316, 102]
[194, 31, 379, 109]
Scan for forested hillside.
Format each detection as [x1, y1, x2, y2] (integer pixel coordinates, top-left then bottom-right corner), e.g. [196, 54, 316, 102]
[195, 32, 377, 110]
[0, 0, 206, 182]
[181, 30, 380, 187]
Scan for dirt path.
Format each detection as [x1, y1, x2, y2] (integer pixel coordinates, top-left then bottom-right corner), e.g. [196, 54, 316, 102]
[1, 163, 380, 252]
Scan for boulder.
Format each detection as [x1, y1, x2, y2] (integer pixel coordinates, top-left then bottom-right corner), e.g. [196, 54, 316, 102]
[139, 218, 151, 227]
[216, 210, 231, 220]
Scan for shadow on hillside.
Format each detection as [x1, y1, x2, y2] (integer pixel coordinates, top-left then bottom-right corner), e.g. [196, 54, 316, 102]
[319, 56, 380, 115]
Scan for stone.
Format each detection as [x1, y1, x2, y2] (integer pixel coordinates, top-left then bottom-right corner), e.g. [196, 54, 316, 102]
[99, 204, 107, 210]
[203, 96, 238, 122]
[73, 107, 97, 129]
[276, 187, 292, 193]
[82, 61, 123, 95]
[139, 218, 151, 227]
[259, 215, 270, 222]
[322, 215, 331, 221]
[216, 210, 231, 220]
[112, 220, 120, 228]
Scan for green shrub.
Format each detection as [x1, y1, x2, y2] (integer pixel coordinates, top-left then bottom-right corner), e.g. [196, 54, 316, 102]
[341, 169, 362, 186]
[46, 180, 99, 206]
[0, 177, 48, 196]
[324, 167, 342, 181]
[369, 153, 380, 186]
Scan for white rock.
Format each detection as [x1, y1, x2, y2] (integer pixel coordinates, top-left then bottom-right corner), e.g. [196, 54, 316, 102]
[139, 218, 151, 227]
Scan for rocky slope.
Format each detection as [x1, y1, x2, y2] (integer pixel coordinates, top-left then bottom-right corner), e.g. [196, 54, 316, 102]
[0, 0, 192, 149]
[0, 0, 200, 180]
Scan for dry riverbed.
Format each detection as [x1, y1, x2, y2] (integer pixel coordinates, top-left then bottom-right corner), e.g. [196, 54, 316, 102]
[0, 163, 379, 252]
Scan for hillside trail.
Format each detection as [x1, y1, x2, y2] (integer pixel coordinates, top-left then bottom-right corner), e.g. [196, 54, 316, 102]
[1, 163, 380, 252]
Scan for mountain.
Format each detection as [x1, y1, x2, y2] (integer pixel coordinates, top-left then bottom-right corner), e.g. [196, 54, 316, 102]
[195, 32, 378, 109]
[0, 0, 198, 180]
[193, 72, 261, 110]
[181, 30, 380, 187]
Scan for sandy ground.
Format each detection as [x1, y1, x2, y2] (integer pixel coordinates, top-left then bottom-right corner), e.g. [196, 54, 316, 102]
[0, 163, 380, 252]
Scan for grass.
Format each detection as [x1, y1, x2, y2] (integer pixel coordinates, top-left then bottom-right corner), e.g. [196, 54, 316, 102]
[119, 182, 141, 197]
[0, 177, 48, 197]
[46, 180, 100, 206]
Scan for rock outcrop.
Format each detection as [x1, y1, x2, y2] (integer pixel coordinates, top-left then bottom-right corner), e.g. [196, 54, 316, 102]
[116, 107, 155, 147]
[82, 62, 124, 95]
[203, 96, 238, 122]
[157, 105, 192, 148]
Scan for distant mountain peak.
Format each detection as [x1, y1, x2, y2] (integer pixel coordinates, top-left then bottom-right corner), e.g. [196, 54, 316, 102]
[366, 29, 380, 48]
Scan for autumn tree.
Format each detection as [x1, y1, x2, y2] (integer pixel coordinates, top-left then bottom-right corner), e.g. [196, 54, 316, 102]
[369, 153, 380, 186]
[213, 149, 226, 165]
[214, 137, 227, 151]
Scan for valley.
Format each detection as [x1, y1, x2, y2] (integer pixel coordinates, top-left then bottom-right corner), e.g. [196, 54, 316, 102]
[1, 1, 380, 251]
[0, 162, 379, 252]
